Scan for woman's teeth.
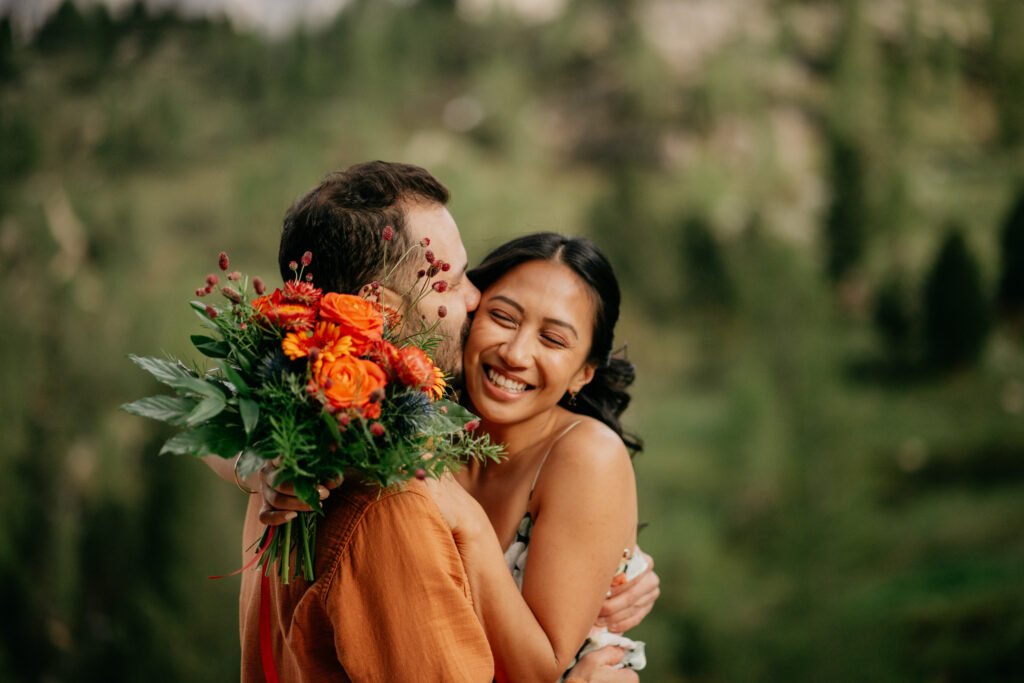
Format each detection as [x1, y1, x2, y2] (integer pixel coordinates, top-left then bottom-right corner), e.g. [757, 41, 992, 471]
[487, 367, 528, 393]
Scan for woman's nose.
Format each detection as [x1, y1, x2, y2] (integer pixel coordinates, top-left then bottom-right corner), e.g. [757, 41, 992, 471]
[497, 333, 529, 368]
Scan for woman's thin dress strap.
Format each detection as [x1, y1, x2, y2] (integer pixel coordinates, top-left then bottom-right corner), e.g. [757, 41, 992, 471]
[528, 420, 583, 500]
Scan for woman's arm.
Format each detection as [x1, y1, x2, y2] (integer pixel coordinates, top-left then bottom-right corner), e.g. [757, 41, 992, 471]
[429, 421, 638, 682]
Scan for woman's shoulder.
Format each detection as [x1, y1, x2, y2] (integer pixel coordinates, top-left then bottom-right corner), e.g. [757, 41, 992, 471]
[540, 414, 634, 485]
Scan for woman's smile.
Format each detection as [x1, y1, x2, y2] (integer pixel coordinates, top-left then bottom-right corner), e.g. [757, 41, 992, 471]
[482, 364, 534, 396]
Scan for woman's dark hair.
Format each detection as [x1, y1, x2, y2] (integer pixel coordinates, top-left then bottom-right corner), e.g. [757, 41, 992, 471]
[467, 232, 642, 454]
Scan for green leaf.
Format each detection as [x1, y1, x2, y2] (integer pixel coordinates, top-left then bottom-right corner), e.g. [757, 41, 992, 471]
[171, 376, 227, 400]
[159, 423, 246, 459]
[219, 362, 250, 397]
[191, 334, 230, 359]
[186, 394, 227, 425]
[120, 395, 199, 425]
[236, 448, 266, 478]
[424, 399, 479, 434]
[128, 355, 197, 386]
[239, 397, 259, 436]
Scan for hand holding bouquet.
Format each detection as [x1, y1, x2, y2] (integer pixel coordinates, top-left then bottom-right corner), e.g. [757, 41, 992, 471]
[122, 246, 501, 583]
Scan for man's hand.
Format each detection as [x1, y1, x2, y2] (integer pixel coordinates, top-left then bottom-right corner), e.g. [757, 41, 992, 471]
[258, 462, 340, 526]
[565, 646, 639, 683]
[596, 547, 660, 633]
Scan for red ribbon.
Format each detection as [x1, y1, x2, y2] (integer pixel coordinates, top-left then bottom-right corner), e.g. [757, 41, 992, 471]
[260, 572, 282, 683]
[208, 526, 276, 580]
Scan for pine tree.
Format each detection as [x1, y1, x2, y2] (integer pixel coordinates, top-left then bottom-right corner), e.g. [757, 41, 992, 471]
[996, 188, 1024, 315]
[922, 228, 992, 370]
[823, 134, 868, 283]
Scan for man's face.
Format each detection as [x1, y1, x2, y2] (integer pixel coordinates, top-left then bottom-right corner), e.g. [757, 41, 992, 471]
[399, 201, 480, 381]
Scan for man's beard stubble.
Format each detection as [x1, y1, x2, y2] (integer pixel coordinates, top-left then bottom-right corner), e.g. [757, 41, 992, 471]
[432, 313, 471, 391]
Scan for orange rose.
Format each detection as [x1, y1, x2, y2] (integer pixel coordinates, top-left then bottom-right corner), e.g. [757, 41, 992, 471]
[318, 293, 384, 354]
[315, 354, 388, 418]
[253, 289, 317, 331]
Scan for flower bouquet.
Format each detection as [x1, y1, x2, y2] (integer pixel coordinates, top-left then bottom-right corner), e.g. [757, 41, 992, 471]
[122, 245, 501, 583]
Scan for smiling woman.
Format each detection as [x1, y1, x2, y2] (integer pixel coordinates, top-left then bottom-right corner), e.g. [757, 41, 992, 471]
[424, 232, 652, 682]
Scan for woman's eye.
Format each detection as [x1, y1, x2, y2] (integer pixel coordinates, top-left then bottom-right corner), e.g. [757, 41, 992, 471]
[542, 334, 567, 347]
[491, 311, 516, 325]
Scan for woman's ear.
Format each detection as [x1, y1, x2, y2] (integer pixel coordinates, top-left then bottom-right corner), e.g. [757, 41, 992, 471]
[569, 362, 596, 395]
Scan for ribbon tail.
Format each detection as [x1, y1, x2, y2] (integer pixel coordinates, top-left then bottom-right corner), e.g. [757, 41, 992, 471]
[208, 525, 277, 580]
[260, 572, 282, 683]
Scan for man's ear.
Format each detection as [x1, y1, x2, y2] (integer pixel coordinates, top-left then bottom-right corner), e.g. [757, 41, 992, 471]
[569, 362, 596, 395]
[376, 286, 404, 310]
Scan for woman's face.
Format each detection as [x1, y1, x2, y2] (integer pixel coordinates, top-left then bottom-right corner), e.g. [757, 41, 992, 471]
[463, 259, 597, 426]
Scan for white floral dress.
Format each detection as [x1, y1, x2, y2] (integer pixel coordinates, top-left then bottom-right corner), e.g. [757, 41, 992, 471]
[501, 422, 647, 677]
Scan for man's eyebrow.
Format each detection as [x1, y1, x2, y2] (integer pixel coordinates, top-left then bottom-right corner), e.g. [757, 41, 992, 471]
[489, 295, 578, 339]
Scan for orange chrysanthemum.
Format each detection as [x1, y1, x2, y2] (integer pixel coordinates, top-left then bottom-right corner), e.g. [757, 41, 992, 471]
[253, 289, 317, 331]
[318, 293, 384, 354]
[367, 339, 401, 379]
[282, 322, 354, 372]
[315, 354, 388, 418]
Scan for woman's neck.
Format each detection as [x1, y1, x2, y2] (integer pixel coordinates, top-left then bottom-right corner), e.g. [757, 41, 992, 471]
[480, 408, 566, 462]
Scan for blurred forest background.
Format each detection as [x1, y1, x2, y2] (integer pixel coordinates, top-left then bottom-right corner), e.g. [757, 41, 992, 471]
[2, 0, 1024, 681]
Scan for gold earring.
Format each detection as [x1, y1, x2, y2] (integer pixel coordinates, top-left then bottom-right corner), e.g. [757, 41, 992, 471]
[567, 390, 577, 406]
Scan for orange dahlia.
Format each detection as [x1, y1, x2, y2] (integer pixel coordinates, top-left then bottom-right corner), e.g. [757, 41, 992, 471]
[394, 346, 444, 399]
[282, 280, 323, 306]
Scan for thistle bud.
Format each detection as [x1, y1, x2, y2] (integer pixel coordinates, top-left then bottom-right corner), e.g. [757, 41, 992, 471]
[441, 262, 451, 272]
[437, 305, 447, 318]
[305, 273, 314, 282]
[206, 274, 219, 287]
[289, 261, 298, 271]
[221, 286, 242, 303]
[425, 250, 435, 264]
[218, 251, 229, 271]
[228, 271, 241, 281]
[370, 422, 385, 437]
[369, 387, 385, 404]
[205, 285, 215, 295]
[337, 413, 351, 427]
[420, 237, 430, 247]
[383, 225, 394, 241]
[432, 281, 448, 293]
[414, 468, 427, 480]
[464, 419, 480, 432]
[324, 404, 337, 414]
[371, 281, 380, 291]
[239, 322, 248, 330]
[428, 264, 440, 277]
[440, 405, 448, 414]
[417, 269, 426, 279]
[195, 288, 207, 297]
[205, 305, 218, 319]
[301, 251, 313, 266]
[305, 382, 318, 395]
[253, 277, 266, 295]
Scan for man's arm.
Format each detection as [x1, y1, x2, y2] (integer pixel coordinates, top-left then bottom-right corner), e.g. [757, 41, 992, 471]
[327, 482, 494, 683]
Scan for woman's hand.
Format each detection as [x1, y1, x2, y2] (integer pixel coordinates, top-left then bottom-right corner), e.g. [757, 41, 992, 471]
[421, 473, 488, 539]
[565, 646, 639, 683]
[595, 547, 660, 633]
[257, 461, 340, 526]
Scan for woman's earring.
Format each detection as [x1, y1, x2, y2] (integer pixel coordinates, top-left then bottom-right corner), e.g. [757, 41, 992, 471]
[567, 389, 578, 406]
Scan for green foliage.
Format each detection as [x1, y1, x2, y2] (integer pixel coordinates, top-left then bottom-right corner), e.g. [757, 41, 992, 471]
[873, 269, 917, 367]
[923, 228, 992, 370]
[822, 133, 868, 283]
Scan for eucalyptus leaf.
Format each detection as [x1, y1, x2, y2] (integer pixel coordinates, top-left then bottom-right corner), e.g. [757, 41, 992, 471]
[236, 448, 266, 478]
[186, 394, 227, 425]
[191, 334, 230, 359]
[239, 397, 259, 436]
[120, 395, 199, 426]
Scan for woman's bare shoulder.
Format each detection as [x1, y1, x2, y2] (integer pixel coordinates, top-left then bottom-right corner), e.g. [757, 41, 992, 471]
[541, 414, 634, 486]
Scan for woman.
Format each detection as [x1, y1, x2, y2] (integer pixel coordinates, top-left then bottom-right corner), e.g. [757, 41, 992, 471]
[258, 233, 656, 681]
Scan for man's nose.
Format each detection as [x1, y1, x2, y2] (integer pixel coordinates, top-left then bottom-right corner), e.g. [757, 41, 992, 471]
[464, 280, 481, 313]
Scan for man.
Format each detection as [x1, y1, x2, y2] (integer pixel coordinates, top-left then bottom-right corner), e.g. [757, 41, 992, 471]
[232, 161, 643, 682]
